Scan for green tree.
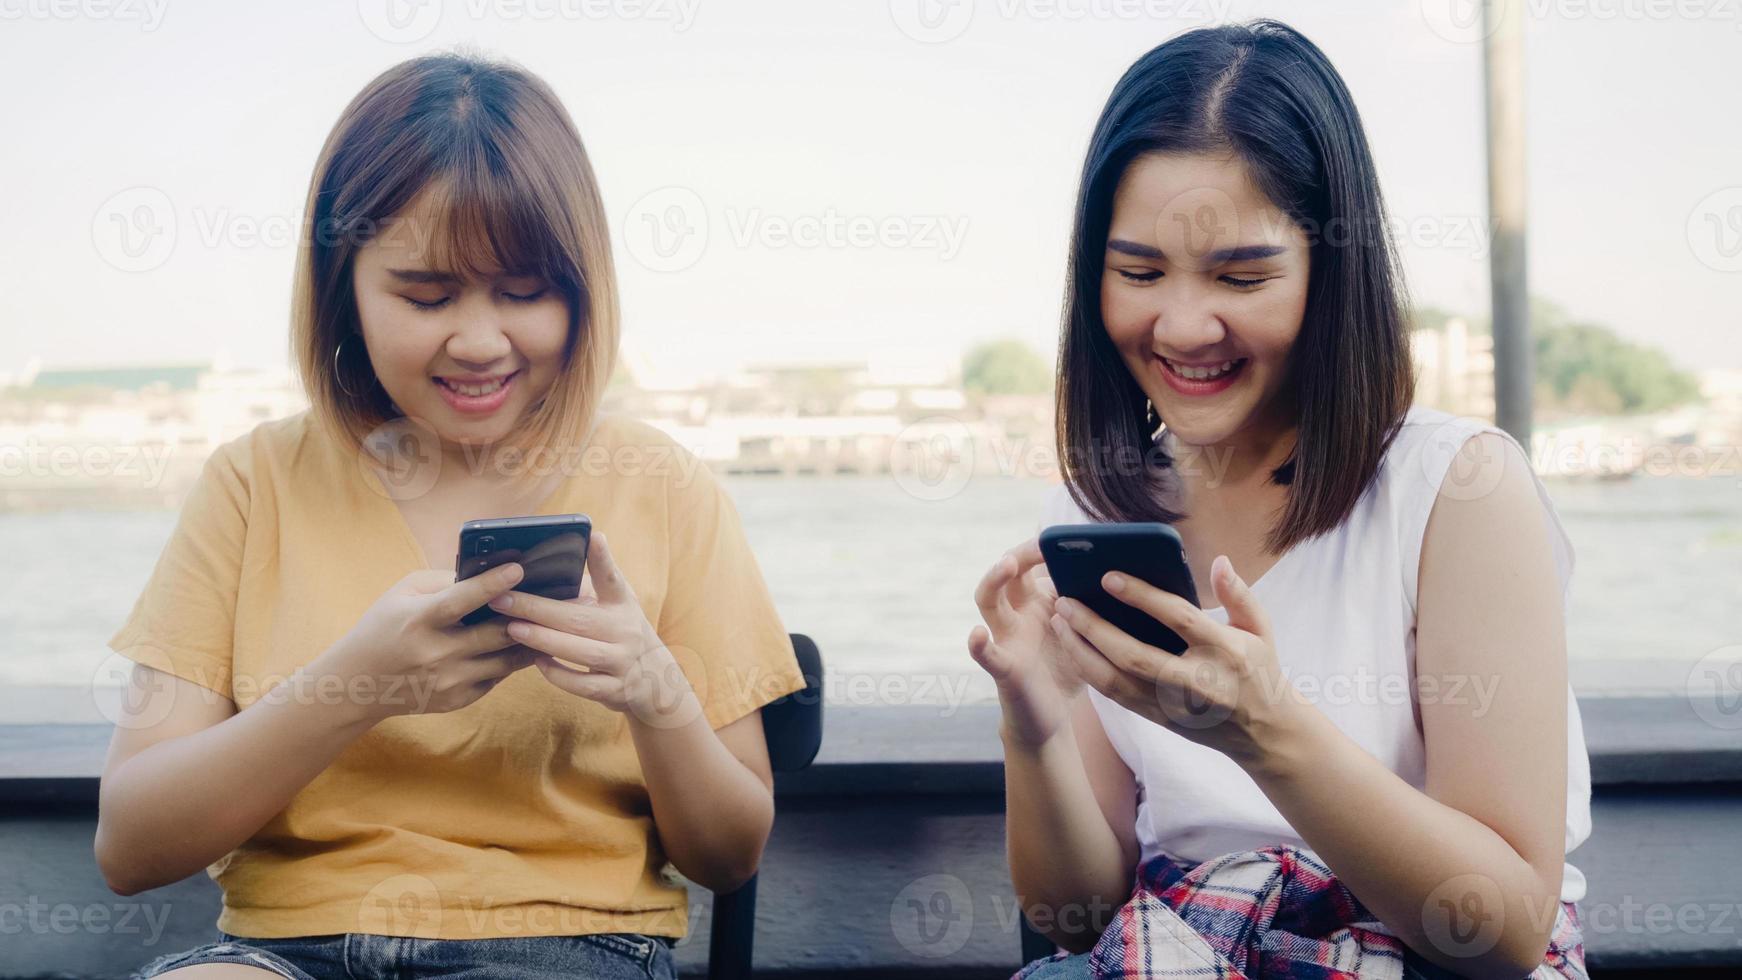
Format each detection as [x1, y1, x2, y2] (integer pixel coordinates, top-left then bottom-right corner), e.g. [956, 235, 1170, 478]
[1530, 300, 1700, 414]
[962, 339, 1052, 396]
[1413, 298, 1701, 415]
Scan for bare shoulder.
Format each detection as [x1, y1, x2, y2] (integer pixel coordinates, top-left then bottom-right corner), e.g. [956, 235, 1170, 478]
[1419, 428, 1559, 613]
[1428, 429, 1543, 523]
[587, 414, 719, 502]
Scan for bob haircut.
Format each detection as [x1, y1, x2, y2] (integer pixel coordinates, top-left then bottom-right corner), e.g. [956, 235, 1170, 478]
[291, 51, 618, 465]
[1055, 20, 1415, 553]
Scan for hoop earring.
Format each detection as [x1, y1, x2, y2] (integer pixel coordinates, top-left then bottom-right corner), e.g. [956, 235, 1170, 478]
[1145, 399, 1160, 439]
[334, 334, 364, 399]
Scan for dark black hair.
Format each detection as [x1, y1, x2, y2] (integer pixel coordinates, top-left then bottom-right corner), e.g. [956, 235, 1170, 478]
[1055, 19, 1414, 552]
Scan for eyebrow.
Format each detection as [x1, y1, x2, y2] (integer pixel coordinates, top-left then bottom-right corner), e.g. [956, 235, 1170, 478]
[1107, 239, 1289, 264]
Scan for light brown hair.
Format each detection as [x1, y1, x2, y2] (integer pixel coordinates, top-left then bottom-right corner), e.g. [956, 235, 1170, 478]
[291, 51, 618, 464]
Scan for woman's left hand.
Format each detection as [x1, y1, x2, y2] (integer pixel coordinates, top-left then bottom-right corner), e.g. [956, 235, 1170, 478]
[1050, 555, 1313, 770]
[489, 530, 699, 725]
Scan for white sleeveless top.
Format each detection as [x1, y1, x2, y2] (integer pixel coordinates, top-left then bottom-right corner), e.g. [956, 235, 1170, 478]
[1038, 406, 1593, 903]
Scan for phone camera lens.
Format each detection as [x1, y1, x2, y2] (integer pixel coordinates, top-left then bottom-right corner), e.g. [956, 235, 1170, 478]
[479, 536, 495, 555]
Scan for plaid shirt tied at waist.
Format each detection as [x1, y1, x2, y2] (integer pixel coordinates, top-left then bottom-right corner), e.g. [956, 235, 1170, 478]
[1015, 845, 1587, 980]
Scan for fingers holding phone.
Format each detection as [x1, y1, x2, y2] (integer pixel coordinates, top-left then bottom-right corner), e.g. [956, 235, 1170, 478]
[969, 536, 1083, 750]
[313, 562, 534, 722]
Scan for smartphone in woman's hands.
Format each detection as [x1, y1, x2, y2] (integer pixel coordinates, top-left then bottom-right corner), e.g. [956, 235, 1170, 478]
[1039, 522, 1199, 654]
[455, 514, 591, 625]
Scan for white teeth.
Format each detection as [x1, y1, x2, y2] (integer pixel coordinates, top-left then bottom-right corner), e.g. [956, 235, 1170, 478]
[1166, 359, 1239, 381]
[442, 376, 508, 397]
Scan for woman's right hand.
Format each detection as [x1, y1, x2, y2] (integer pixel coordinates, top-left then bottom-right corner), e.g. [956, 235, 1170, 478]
[969, 537, 1083, 750]
[317, 562, 538, 722]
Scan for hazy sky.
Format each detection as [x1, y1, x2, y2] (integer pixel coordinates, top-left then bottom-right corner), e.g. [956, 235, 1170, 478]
[2, 0, 1738, 386]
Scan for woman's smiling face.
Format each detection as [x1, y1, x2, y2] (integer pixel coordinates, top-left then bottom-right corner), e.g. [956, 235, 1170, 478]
[1101, 151, 1311, 451]
[350, 188, 571, 451]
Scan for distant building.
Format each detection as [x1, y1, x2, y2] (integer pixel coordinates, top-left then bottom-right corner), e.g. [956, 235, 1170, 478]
[1, 359, 306, 508]
[606, 354, 1051, 478]
[1411, 317, 1496, 419]
[1694, 369, 1742, 447]
[5, 348, 1062, 508]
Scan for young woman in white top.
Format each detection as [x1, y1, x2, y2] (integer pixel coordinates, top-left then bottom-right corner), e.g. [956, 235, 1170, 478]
[969, 21, 1590, 978]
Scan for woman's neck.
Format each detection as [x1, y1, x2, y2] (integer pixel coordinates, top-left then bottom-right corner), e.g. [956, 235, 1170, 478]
[447, 446, 563, 511]
[1167, 417, 1298, 516]
[359, 439, 560, 518]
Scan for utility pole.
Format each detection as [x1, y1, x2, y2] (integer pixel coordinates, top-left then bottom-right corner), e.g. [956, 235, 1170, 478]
[1485, 0, 1532, 445]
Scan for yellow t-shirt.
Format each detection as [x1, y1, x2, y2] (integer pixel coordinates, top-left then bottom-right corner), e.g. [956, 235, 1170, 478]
[107, 411, 806, 940]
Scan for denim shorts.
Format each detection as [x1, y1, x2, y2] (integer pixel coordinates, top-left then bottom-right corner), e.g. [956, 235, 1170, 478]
[131, 930, 677, 979]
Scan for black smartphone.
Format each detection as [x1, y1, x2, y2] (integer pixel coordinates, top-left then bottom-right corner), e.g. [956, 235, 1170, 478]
[455, 514, 592, 626]
[1039, 522, 1200, 654]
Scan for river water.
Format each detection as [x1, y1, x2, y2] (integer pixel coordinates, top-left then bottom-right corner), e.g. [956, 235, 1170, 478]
[3, 473, 1739, 718]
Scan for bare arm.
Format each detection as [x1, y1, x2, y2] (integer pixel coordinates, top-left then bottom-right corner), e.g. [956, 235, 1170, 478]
[94, 663, 378, 895]
[970, 540, 1140, 954]
[629, 699, 779, 894]
[505, 530, 782, 894]
[1051, 433, 1569, 977]
[95, 564, 532, 895]
[1003, 692, 1139, 953]
[527, 640, 781, 894]
[1247, 432, 1569, 977]
[529, 644, 776, 898]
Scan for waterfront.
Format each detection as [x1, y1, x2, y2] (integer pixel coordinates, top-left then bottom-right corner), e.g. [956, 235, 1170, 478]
[4, 471, 1740, 721]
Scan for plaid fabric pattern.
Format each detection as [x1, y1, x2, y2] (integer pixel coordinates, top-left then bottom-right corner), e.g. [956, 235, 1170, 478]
[1014, 846, 1588, 980]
